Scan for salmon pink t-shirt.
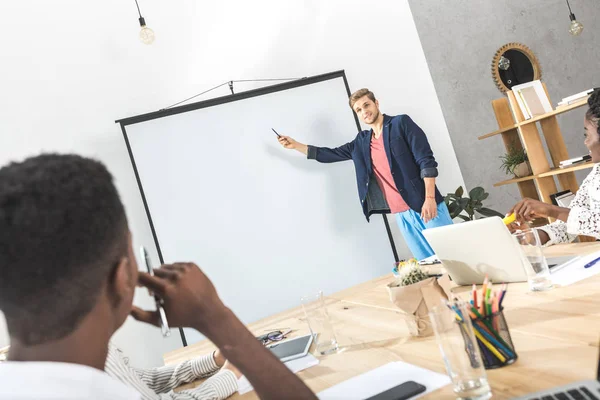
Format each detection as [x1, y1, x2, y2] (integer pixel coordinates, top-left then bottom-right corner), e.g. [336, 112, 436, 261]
[370, 134, 410, 213]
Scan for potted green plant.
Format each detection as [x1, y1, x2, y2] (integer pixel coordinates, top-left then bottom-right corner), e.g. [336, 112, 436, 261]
[500, 147, 530, 178]
[387, 259, 450, 337]
[444, 186, 504, 222]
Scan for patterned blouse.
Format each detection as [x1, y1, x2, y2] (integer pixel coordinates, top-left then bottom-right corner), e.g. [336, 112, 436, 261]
[538, 163, 600, 245]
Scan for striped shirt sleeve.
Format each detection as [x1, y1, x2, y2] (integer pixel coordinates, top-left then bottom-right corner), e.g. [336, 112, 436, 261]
[175, 371, 238, 400]
[133, 352, 220, 391]
[105, 344, 238, 400]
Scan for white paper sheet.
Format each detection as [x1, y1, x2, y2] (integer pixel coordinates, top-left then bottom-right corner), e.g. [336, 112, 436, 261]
[551, 250, 600, 286]
[317, 361, 451, 400]
[237, 353, 320, 395]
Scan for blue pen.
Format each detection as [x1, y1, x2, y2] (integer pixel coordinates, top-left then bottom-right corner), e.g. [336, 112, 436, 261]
[584, 256, 600, 269]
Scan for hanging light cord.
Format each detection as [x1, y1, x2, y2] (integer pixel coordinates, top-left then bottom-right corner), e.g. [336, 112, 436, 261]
[566, 0, 574, 15]
[134, 0, 143, 18]
[162, 77, 303, 110]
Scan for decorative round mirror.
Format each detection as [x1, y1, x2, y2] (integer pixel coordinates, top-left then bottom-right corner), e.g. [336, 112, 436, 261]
[491, 43, 542, 93]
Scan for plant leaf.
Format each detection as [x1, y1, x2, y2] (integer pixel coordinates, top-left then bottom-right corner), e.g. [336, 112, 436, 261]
[447, 202, 460, 215]
[480, 193, 489, 201]
[469, 187, 485, 201]
[455, 186, 464, 197]
[458, 215, 471, 222]
[476, 207, 505, 218]
[458, 198, 469, 209]
[449, 205, 463, 218]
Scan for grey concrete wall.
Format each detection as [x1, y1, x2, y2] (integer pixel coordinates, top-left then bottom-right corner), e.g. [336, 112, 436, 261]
[408, 0, 600, 214]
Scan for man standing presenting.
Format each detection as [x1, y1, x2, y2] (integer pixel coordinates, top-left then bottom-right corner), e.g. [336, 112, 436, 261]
[278, 88, 452, 260]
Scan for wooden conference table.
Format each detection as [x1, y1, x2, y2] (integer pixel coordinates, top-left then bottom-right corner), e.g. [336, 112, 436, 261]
[164, 243, 600, 399]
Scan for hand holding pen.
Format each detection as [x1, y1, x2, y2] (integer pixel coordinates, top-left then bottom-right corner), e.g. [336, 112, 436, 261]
[273, 127, 308, 155]
[139, 247, 170, 337]
[130, 259, 229, 333]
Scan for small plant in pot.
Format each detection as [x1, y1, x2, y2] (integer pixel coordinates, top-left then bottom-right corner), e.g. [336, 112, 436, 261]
[500, 147, 530, 178]
[387, 259, 450, 337]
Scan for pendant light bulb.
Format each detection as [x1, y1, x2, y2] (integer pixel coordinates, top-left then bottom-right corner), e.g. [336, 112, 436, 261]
[569, 15, 584, 36]
[138, 17, 155, 44]
[565, 0, 583, 36]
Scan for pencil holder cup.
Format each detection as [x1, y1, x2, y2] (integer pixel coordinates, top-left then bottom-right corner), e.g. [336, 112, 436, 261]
[473, 308, 518, 369]
[429, 301, 492, 400]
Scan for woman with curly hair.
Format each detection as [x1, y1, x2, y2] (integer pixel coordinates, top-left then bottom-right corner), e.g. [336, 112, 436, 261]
[508, 89, 600, 245]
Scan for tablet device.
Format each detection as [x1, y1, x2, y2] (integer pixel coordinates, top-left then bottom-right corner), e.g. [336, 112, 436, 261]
[267, 334, 314, 362]
[365, 381, 426, 400]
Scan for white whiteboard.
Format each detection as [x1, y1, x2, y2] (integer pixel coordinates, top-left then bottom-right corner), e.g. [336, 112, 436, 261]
[122, 73, 395, 345]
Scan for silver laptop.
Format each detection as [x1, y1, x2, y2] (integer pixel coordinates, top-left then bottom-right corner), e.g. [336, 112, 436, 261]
[422, 217, 576, 285]
[514, 345, 600, 399]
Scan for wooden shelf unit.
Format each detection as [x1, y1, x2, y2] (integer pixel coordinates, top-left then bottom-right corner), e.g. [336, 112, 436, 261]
[478, 97, 589, 140]
[494, 161, 594, 187]
[482, 87, 594, 241]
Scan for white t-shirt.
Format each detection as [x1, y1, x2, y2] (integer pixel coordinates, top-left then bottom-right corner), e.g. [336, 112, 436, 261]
[0, 361, 141, 400]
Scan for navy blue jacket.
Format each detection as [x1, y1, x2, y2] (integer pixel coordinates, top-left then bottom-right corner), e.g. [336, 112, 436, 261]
[307, 114, 443, 221]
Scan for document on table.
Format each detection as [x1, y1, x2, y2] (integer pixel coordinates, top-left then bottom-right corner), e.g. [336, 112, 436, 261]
[237, 353, 319, 395]
[551, 250, 600, 286]
[317, 361, 451, 400]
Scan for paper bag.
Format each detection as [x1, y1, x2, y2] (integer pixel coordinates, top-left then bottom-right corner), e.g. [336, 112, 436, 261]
[386, 276, 451, 337]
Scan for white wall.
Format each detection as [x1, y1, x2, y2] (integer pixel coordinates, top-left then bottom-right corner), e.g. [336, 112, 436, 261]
[0, 0, 464, 366]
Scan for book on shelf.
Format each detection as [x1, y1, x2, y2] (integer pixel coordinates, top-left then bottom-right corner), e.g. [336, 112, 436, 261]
[559, 154, 591, 168]
[550, 190, 571, 206]
[511, 80, 553, 120]
[557, 88, 597, 106]
[550, 190, 575, 207]
[557, 96, 591, 108]
[555, 101, 587, 112]
[515, 90, 531, 119]
[556, 192, 575, 208]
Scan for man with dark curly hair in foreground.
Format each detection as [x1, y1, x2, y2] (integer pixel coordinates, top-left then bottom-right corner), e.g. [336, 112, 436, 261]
[0, 154, 316, 400]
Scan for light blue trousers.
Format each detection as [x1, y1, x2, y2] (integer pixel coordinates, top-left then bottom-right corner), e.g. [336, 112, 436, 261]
[395, 202, 453, 261]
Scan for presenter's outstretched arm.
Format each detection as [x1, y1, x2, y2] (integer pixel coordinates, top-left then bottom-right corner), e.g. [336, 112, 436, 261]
[278, 136, 308, 156]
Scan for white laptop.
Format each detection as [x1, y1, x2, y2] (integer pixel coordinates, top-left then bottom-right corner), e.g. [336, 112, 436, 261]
[514, 343, 600, 399]
[422, 217, 576, 285]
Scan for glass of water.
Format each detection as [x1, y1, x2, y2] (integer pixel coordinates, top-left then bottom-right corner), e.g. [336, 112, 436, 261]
[429, 301, 492, 400]
[513, 229, 553, 291]
[301, 291, 339, 355]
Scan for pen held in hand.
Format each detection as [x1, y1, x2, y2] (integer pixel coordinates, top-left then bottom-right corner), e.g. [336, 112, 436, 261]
[140, 246, 171, 337]
[272, 128, 281, 138]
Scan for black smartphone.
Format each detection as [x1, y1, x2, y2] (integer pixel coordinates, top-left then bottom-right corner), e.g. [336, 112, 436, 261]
[365, 381, 427, 400]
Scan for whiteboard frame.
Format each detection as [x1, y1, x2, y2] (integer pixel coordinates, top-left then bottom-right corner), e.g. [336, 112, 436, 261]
[116, 70, 398, 346]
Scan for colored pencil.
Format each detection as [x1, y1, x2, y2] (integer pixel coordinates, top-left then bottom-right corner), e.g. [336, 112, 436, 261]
[472, 321, 515, 358]
[470, 306, 512, 350]
[473, 328, 507, 363]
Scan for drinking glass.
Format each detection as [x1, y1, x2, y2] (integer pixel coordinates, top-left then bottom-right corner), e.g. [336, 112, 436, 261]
[300, 291, 339, 355]
[429, 301, 492, 400]
[513, 229, 553, 291]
